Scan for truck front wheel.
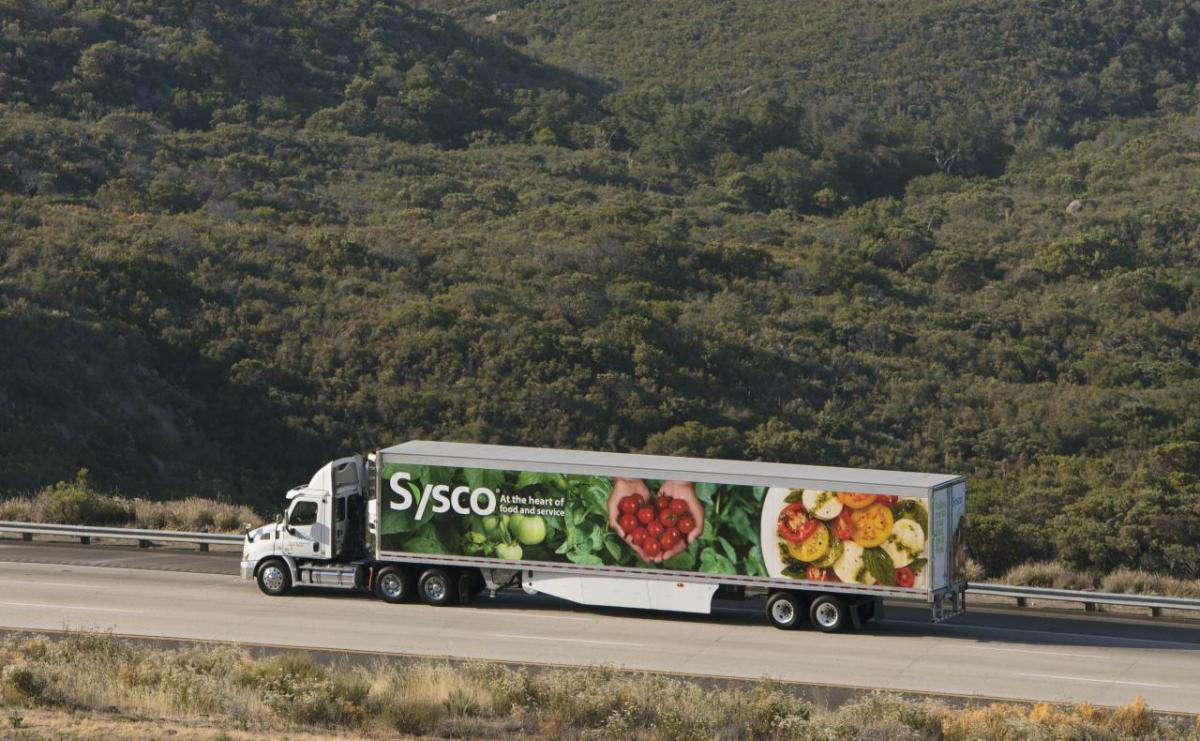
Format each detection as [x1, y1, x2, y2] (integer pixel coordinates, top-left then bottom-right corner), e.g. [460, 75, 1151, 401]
[766, 592, 804, 630]
[418, 568, 458, 606]
[809, 594, 848, 633]
[374, 566, 413, 603]
[256, 559, 291, 597]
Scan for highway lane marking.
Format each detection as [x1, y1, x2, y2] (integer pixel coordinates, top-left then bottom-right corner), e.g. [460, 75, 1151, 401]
[489, 632, 642, 647]
[886, 619, 1200, 649]
[973, 645, 1110, 660]
[0, 578, 104, 589]
[0, 601, 142, 614]
[1014, 672, 1180, 689]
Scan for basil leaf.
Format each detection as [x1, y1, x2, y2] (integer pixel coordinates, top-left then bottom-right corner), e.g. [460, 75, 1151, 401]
[464, 468, 505, 491]
[784, 489, 804, 503]
[566, 549, 604, 565]
[699, 548, 737, 574]
[694, 481, 718, 505]
[863, 547, 896, 586]
[908, 557, 929, 576]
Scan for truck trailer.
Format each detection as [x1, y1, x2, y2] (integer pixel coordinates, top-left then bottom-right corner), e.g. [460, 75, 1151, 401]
[241, 441, 968, 631]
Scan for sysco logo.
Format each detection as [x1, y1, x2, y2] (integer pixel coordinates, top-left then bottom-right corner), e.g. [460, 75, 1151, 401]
[389, 471, 497, 519]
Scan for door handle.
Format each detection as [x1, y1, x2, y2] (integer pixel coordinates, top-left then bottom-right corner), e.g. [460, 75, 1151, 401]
[313, 542, 319, 552]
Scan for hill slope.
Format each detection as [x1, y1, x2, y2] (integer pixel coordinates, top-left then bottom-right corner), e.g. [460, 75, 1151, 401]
[1, 0, 1199, 577]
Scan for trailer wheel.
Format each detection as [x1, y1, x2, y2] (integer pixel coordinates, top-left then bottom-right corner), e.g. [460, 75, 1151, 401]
[809, 594, 848, 633]
[766, 592, 804, 630]
[418, 568, 458, 606]
[256, 559, 291, 597]
[374, 566, 413, 604]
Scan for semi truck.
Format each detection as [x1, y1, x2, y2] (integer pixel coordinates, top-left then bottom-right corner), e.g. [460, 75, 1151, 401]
[241, 441, 967, 631]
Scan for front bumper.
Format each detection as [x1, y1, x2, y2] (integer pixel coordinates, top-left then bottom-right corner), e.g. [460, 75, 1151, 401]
[240, 560, 256, 580]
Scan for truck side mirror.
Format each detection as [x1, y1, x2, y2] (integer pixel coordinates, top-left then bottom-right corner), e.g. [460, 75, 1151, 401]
[275, 513, 283, 524]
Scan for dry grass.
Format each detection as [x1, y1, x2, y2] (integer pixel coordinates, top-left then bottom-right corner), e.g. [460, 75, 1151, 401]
[0, 631, 1196, 740]
[0, 471, 259, 533]
[1001, 561, 1097, 591]
[1000, 560, 1200, 599]
[1102, 568, 1200, 599]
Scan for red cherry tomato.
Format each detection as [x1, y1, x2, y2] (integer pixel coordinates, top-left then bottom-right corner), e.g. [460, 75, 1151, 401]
[669, 498, 688, 515]
[677, 514, 696, 535]
[636, 506, 655, 525]
[618, 513, 639, 533]
[642, 538, 662, 557]
[832, 508, 854, 540]
[658, 508, 679, 527]
[630, 527, 648, 545]
[655, 494, 671, 512]
[660, 528, 680, 549]
[619, 494, 643, 514]
[647, 520, 664, 537]
[896, 566, 915, 588]
[877, 495, 899, 507]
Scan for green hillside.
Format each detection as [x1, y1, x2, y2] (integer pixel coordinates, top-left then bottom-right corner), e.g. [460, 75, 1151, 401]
[1, 0, 1199, 577]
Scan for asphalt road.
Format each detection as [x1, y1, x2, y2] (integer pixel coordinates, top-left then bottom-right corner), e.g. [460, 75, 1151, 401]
[2, 539, 1198, 713]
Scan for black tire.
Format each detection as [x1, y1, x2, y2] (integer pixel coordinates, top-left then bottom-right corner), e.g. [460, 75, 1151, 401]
[256, 559, 292, 597]
[809, 594, 848, 633]
[456, 571, 478, 604]
[374, 566, 413, 604]
[417, 568, 458, 606]
[766, 591, 805, 630]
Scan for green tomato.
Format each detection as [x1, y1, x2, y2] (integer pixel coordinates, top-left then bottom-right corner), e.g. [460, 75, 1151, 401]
[510, 514, 546, 545]
[495, 542, 523, 560]
[481, 515, 503, 538]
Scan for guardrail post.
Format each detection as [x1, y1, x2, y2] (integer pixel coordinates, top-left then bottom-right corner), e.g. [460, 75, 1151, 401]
[1083, 602, 1096, 612]
[138, 539, 151, 548]
[199, 543, 209, 552]
[1016, 597, 1027, 607]
[22, 533, 32, 542]
[1151, 607, 1162, 617]
[80, 536, 90, 545]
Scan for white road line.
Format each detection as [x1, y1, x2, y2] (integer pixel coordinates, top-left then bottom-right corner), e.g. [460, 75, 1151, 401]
[1014, 672, 1180, 689]
[503, 613, 592, 622]
[973, 645, 1109, 660]
[0, 578, 104, 589]
[489, 632, 642, 647]
[0, 601, 142, 614]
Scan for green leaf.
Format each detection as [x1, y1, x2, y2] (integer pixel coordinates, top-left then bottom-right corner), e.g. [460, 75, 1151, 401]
[751, 486, 768, 503]
[661, 547, 697, 570]
[784, 489, 804, 503]
[604, 533, 624, 561]
[863, 547, 897, 586]
[717, 536, 737, 563]
[727, 508, 758, 545]
[908, 557, 929, 576]
[566, 548, 604, 565]
[464, 468, 505, 491]
[402, 533, 447, 555]
[699, 548, 737, 574]
[516, 471, 566, 490]
[581, 479, 611, 518]
[694, 481, 718, 505]
[746, 545, 767, 577]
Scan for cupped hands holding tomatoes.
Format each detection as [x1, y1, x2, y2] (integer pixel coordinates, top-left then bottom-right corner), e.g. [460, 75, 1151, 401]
[608, 478, 705, 563]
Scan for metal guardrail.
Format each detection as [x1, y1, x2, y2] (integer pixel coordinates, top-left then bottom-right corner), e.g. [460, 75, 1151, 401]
[0, 521, 243, 551]
[969, 582, 1200, 617]
[1, 521, 1197, 616]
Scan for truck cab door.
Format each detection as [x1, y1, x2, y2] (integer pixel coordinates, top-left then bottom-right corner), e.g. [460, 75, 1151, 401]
[282, 496, 328, 559]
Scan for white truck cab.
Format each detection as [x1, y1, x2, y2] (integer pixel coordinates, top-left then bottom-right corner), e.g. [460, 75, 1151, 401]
[241, 455, 371, 593]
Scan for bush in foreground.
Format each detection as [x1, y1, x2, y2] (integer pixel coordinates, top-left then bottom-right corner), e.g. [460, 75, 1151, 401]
[0, 471, 258, 533]
[0, 632, 1196, 739]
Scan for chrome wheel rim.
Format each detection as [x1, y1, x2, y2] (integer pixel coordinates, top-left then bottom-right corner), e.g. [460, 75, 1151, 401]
[380, 573, 404, 599]
[814, 602, 840, 628]
[424, 577, 446, 601]
[771, 599, 795, 625]
[262, 566, 285, 592]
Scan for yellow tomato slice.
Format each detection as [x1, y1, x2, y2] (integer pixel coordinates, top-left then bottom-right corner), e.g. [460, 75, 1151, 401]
[785, 522, 831, 562]
[850, 503, 894, 548]
[836, 492, 877, 509]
